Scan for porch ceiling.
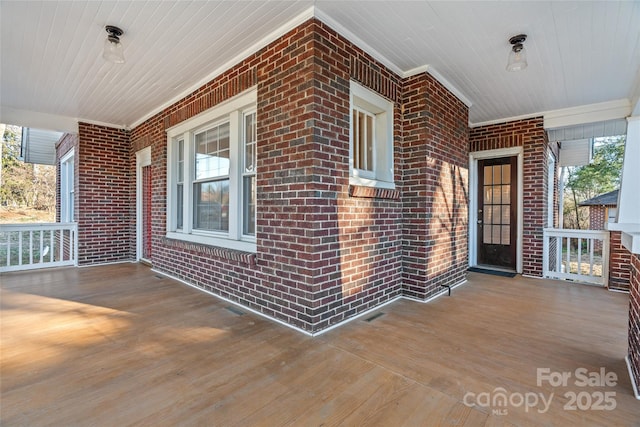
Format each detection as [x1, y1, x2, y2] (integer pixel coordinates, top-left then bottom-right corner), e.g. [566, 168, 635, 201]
[1, 1, 639, 131]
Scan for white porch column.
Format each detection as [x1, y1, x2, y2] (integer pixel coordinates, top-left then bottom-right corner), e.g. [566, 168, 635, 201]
[609, 115, 640, 247]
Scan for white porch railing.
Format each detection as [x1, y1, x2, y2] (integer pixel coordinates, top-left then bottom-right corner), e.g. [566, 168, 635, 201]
[0, 223, 78, 272]
[543, 228, 609, 286]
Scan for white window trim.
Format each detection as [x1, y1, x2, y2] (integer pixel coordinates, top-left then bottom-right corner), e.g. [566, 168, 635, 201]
[166, 88, 257, 253]
[349, 80, 395, 189]
[60, 149, 75, 223]
[136, 146, 151, 261]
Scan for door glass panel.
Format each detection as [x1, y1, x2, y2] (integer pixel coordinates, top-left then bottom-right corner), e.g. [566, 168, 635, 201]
[501, 225, 511, 245]
[493, 166, 502, 185]
[502, 164, 511, 183]
[484, 167, 492, 185]
[502, 206, 510, 225]
[483, 226, 492, 244]
[482, 162, 512, 245]
[484, 187, 492, 204]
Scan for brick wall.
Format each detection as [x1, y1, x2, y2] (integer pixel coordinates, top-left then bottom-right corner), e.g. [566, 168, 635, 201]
[123, 18, 470, 333]
[402, 73, 469, 299]
[588, 205, 606, 230]
[76, 123, 132, 265]
[469, 118, 551, 276]
[629, 253, 640, 394]
[609, 231, 631, 291]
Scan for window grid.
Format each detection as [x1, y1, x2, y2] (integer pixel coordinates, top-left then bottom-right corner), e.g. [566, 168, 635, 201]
[242, 111, 257, 236]
[482, 164, 511, 245]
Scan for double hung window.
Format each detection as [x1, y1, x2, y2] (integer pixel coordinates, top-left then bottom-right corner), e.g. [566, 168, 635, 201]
[167, 89, 257, 252]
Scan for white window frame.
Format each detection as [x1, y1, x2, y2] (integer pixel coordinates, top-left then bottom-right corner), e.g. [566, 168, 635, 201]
[60, 149, 74, 223]
[547, 149, 556, 227]
[349, 80, 395, 189]
[166, 88, 257, 253]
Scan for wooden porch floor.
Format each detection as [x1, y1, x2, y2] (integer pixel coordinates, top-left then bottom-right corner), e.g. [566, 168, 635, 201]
[1, 264, 638, 426]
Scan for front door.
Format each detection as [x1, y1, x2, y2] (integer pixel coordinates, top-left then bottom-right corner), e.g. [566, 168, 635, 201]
[478, 156, 517, 270]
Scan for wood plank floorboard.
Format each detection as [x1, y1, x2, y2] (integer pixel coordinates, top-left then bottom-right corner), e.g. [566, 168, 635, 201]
[1, 264, 639, 426]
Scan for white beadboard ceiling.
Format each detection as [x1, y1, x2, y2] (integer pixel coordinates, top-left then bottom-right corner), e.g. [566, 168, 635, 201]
[1, 1, 639, 132]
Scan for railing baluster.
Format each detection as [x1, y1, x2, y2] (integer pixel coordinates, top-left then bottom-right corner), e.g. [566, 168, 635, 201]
[48, 230, 53, 262]
[59, 229, 64, 262]
[18, 231, 23, 266]
[577, 237, 582, 276]
[7, 232, 12, 266]
[556, 236, 562, 274]
[39, 229, 44, 263]
[589, 238, 594, 276]
[29, 230, 33, 264]
[566, 237, 571, 274]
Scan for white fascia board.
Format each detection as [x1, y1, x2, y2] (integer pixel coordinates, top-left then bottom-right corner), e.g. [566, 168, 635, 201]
[1, 106, 78, 134]
[543, 99, 631, 130]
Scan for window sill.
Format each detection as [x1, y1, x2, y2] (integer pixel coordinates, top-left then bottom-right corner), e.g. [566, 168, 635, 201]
[348, 184, 400, 200]
[164, 232, 257, 265]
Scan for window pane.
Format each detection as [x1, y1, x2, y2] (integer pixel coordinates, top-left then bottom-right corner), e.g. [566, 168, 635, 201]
[177, 139, 184, 183]
[195, 123, 230, 180]
[244, 112, 257, 173]
[502, 164, 511, 184]
[484, 166, 492, 185]
[501, 184, 510, 203]
[484, 186, 492, 204]
[501, 205, 510, 225]
[492, 225, 500, 245]
[491, 206, 501, 225]
[483, 225, 491, 244]
[501, 225, 510, 245]
[358, 111, 365, 169]
[492, 187, 501, 204]
[493, 165, 501, 185]
[193, 180, 229, 232]
[243, 176, 256, 236]
[177, 184, 183, 229]
[353, 109, 359, 169]
[365, 114, 373, 171]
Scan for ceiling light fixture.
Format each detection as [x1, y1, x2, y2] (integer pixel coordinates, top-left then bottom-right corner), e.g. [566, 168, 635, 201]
[506, 34, 527, 72]
[103, 25, 125, 64]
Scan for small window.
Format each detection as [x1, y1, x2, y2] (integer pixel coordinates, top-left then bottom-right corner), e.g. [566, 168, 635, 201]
[60, 150, 74, 222]
[349, 80, 394, 189]
[607, 207, 617, 223]
[167, 89, 257, 252]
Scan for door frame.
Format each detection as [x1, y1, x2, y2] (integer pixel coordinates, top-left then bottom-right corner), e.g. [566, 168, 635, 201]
[469, 147, 523, 273]
[136, 146, 152, 262]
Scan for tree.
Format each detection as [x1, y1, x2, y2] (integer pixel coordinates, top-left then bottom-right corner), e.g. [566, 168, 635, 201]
[1, 125, 56, 212]
[563, 136, 625, 229]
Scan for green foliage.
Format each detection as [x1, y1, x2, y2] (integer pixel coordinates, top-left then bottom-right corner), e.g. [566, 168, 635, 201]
[1, 125, 56, 210]
[563, 136, 625, 229]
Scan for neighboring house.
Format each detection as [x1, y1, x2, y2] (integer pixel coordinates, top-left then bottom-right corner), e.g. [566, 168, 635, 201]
[54, 18, 559, 335]
[579, 189, 619, 230]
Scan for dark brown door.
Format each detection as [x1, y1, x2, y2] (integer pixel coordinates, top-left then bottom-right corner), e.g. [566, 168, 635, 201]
[478, 156, 517, 270]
